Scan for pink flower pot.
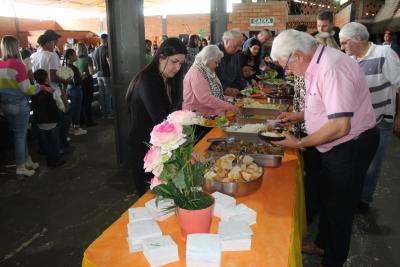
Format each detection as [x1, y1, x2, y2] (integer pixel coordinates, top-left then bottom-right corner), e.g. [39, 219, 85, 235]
[177, 204, 214, 238]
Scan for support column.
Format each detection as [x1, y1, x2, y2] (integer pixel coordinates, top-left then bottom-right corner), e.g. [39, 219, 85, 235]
[162, 15, 167, 36]
[105, 0, 145, 165]
[210, 0, 227, 44]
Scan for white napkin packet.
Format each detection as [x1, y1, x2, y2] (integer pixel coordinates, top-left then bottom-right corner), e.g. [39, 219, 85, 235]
[143, 235, 179, 267]
[127, 220, 162, 252]
[218, 221, 253, 240]
[218, 221, 253, 251]
[221, 238, 252, 251]
[145, 198, 175, 221]
[186, 234, 221, 267]
[211, 192, 236, 219]
[222, 203, 257, 225]
[128, 207, 153, 223]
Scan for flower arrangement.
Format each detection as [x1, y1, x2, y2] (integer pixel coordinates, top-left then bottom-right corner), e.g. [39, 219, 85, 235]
[144, 110, 214, 211]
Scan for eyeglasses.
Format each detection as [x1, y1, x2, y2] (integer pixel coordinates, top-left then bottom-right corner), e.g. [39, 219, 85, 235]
[282, 53, 292, 71]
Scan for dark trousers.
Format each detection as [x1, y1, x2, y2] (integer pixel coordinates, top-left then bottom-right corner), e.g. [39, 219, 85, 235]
[193, 125, 211, 144]
[313, 127, 379, 267]
[131, 141, 152, 196]
[59, 112, 70, 150]
[38, 124, 61, 166]
[302, 146, 323, 224]
[80, 76, 94, 124]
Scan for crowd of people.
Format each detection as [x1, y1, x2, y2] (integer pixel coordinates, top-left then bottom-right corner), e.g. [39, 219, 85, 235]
[0, 30, 113, 174]
[125, 11, 400, 267]
[1, 9, 400, 267]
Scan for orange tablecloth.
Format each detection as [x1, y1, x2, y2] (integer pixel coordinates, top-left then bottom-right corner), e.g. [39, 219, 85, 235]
[82, 128, 306, 267]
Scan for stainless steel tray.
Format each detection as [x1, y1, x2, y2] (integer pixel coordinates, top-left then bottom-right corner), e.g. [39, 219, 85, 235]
[236, 114, 276, 124]
[241, 104, 289, 117]
[206, 141, 283, 168]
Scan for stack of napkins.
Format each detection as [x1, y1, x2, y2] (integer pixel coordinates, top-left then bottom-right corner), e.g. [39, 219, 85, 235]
[186, 234, 221, 267]
[128, 207, 153, 223]
[211, 192, 236, 219]
[221, 203, 257, 225]
[143, 235, 179, 266]
[218, 221, 253, 251]
[127, 219, 162, 252]
[145, 198, 175, 221]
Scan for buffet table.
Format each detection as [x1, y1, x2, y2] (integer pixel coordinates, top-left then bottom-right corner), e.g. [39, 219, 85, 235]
[82, 128, 306, 267]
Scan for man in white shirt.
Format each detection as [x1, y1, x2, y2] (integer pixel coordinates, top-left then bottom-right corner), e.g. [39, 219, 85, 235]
[340, 22, 400, 213]
[31, 30, 71, 165]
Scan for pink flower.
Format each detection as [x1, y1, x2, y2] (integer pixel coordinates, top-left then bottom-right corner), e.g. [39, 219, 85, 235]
[167, 110, 199, 125]
[150, 121, 186, 151]
[150, 176, 165, 190]
[143, 146, 165, 176]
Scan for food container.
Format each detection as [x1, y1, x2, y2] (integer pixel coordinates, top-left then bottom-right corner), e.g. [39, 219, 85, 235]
[265, 95, 292, 105]
[223, 124, 267, 143]
[206, 140, 283, 168]
[236, 114, 276, 124]
[242, 103, 289, 116]
[202, 171, 263, 197]
[241, 105, 288, 117]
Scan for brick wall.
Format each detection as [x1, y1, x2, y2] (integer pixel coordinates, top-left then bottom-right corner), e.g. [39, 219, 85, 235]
[334, 4, 354, 29]
[144, 14, 210, 44]
[228, 2, 288, 36]
[287, 15, 317, 33]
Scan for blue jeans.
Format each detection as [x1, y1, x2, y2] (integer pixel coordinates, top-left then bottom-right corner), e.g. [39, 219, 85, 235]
[38, 124, 61, 165]
[67, 85, 83, 126]
[97, 76, 112, 115]
[361, 120, 393, 204]
[0, 95, 30, 165]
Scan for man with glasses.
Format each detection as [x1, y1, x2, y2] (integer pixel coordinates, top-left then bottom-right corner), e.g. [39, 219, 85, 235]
[271, 29, 379, 267]
[216, 30, 247, 97]
[340, 22, 400, 214]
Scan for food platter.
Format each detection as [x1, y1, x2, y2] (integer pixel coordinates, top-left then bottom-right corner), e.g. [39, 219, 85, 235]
[206, 139, 283, 167]
[203, 154, 264, 197]
[198, 115, 229, 127]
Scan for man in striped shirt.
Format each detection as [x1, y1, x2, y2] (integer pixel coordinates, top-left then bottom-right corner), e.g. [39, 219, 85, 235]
[340, 22, 400, 213]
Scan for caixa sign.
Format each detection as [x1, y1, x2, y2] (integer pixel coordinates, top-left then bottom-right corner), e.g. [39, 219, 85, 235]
[249, 18, 274, 27]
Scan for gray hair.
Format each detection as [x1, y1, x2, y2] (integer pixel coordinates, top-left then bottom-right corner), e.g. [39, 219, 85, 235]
[258, 29, 272, 38]
[271, 29, 318, 61]
[194, 45, 223, 65]
[339, 22, 370, 42]
[222, 30, 243, 42]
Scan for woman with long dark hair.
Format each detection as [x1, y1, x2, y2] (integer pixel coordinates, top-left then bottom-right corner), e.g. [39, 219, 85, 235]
[240, 38, 262, 83]
[126, 37, 187, 196]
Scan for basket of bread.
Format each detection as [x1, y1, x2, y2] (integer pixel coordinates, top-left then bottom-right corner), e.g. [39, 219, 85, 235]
[203, 154, 263, 197]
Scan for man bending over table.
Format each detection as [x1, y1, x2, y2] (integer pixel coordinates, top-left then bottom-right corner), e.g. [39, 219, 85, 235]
[271, 29, 379, 267]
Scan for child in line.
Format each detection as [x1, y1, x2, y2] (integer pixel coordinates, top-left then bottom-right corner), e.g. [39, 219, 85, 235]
[32, 69, 66, 168]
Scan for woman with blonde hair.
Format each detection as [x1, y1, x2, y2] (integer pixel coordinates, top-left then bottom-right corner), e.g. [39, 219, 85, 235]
[75, 42, 97, 126]
[0, 35, 43, 176]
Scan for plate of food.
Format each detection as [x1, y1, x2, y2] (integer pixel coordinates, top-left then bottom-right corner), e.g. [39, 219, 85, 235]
[198, 115, 229, 128]
[258, 130, 286, 142]
[56, 66, 74, 80]
[240, 86, 263, 98]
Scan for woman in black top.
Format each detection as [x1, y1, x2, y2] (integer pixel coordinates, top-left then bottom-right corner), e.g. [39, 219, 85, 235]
[240, 38, 262, 84]
[126, 38, 187, 196]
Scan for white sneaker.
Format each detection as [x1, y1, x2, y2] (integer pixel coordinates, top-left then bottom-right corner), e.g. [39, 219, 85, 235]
[16, 166, 35, 176]
[25, 157, 39, 170]
[72, 128, 87, 136]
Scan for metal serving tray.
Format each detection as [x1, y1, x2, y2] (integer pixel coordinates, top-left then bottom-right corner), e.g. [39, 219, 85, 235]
[241, 103, 289, 117]
[206, 140, 284, 168]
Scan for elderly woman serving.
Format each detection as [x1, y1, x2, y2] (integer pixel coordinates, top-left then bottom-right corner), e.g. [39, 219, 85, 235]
[183, 45, 239, 115]
[271, 30, 379, 267]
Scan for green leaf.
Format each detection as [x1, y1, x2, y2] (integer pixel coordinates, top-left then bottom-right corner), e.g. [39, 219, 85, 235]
[159, 163, 178, 181]
[172, 169, 186, 190]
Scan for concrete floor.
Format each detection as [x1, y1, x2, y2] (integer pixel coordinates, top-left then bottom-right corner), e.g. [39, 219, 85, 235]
[0, 120, 399, 267]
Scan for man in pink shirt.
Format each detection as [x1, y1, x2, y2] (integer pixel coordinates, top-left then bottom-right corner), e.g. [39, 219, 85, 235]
[271, 30, 379, 267]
